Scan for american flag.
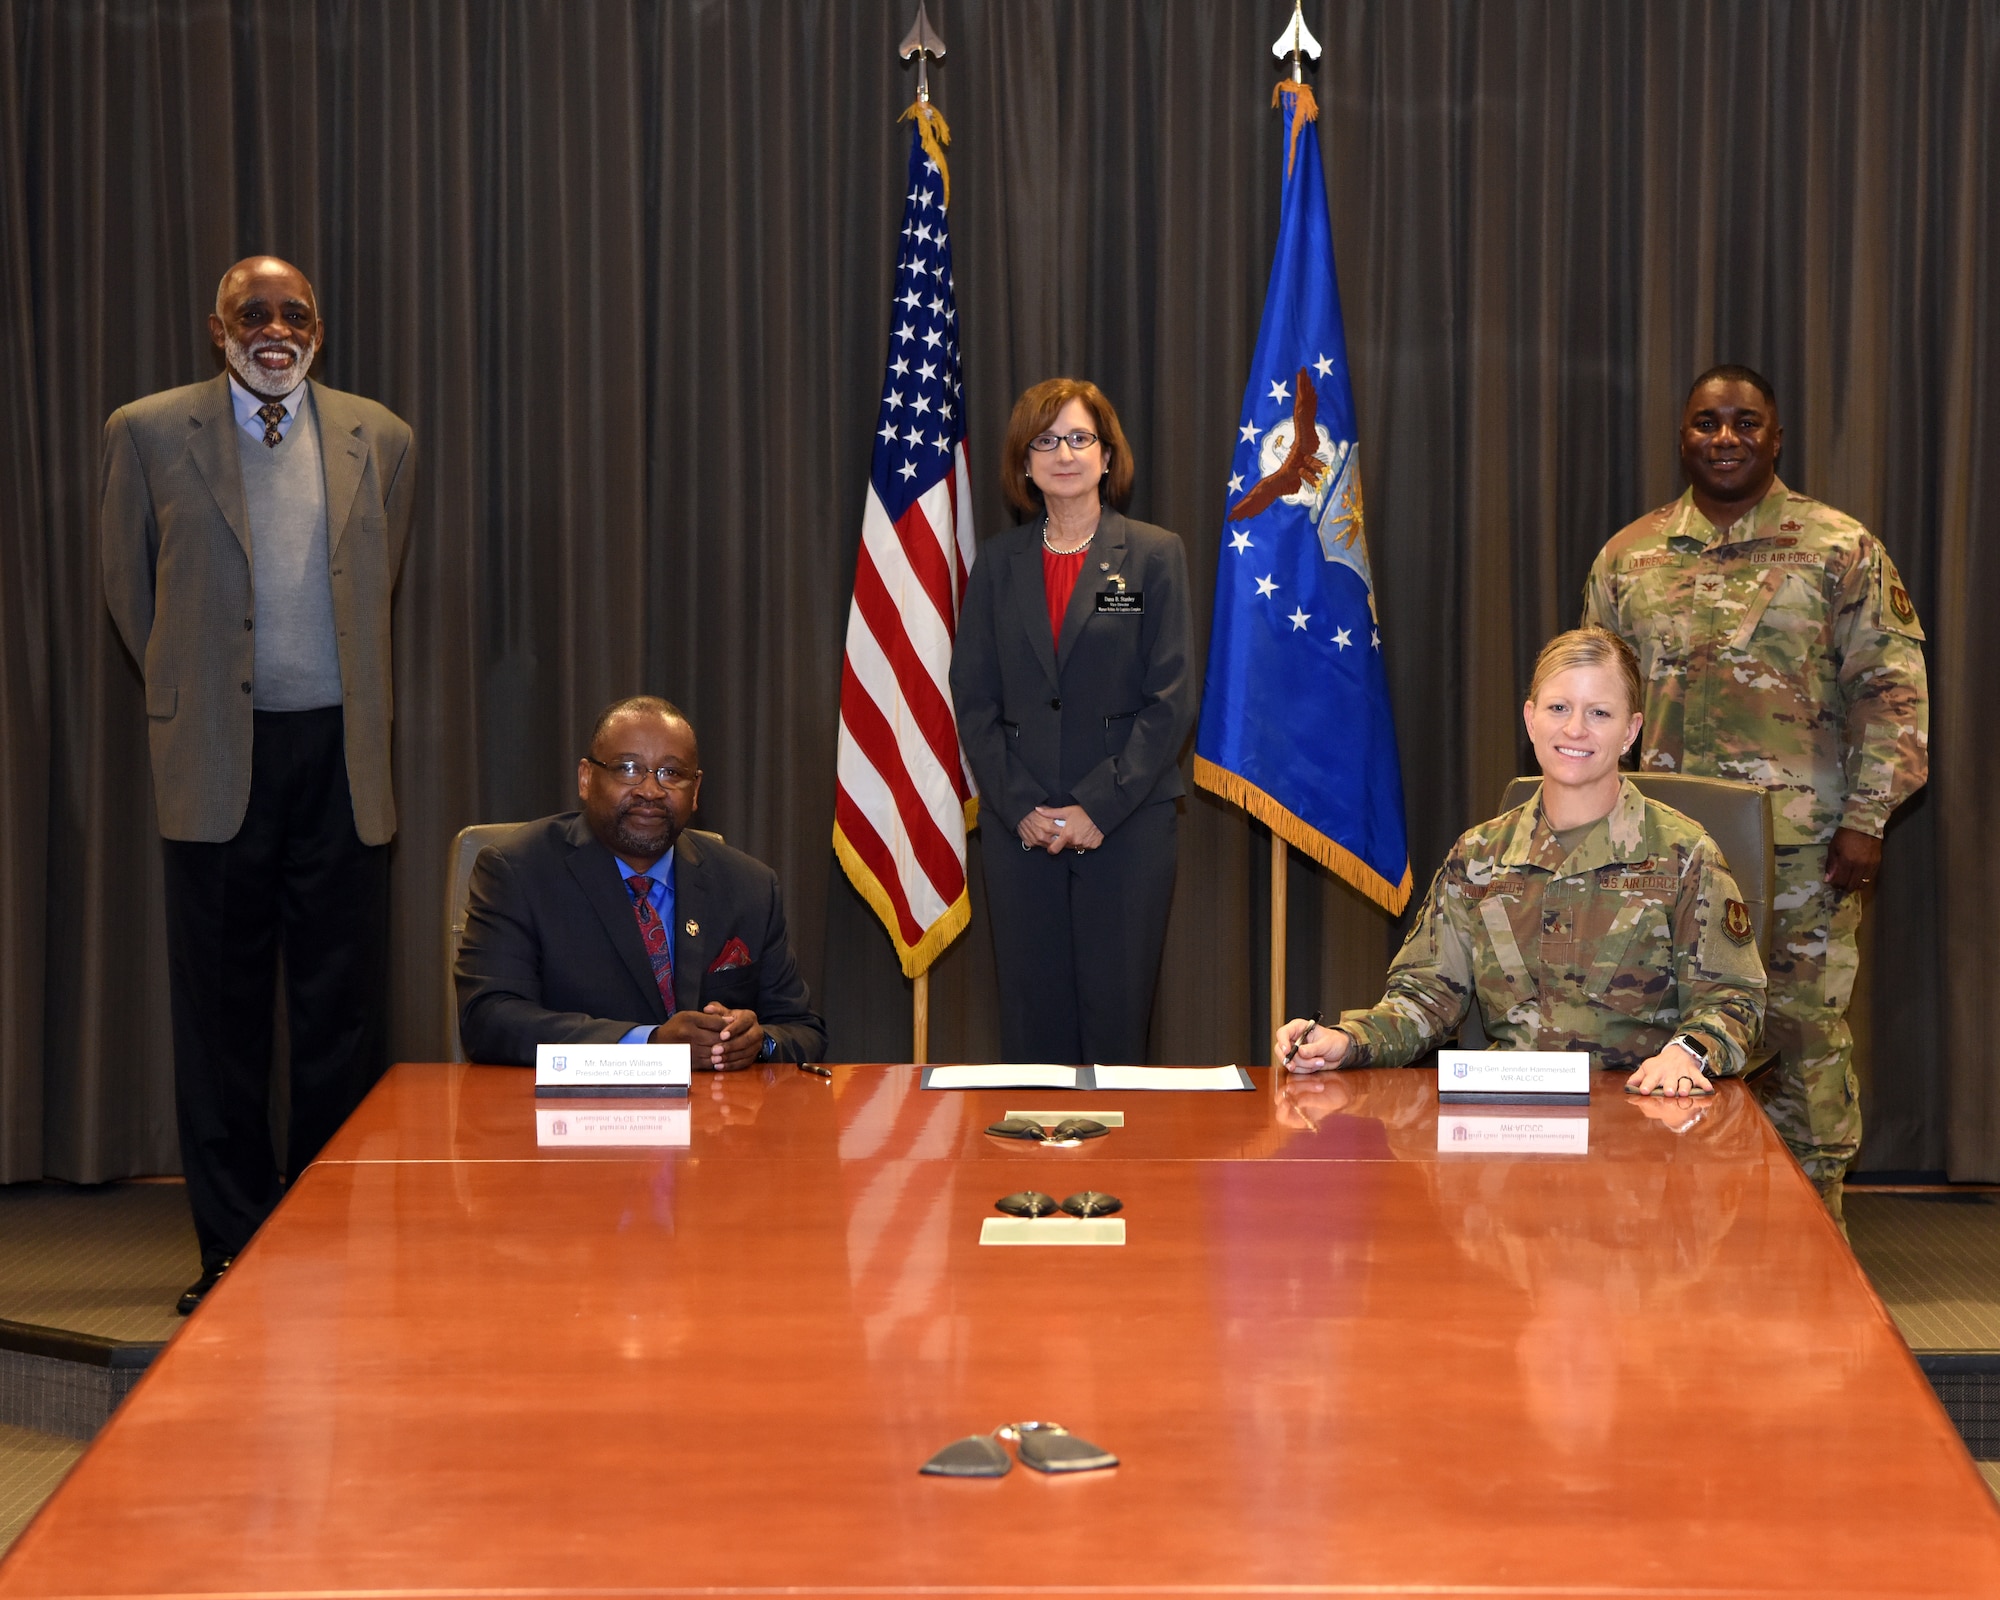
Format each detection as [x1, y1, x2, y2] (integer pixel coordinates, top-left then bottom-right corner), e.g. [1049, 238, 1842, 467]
[833, 124, 977, 977]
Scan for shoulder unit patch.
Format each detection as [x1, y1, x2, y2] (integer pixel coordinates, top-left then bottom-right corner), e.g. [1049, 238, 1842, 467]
[1723, 899, 1754, 945]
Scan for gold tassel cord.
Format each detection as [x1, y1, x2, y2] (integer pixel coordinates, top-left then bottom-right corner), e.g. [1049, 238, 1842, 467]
[899, 99, 953, 209]
[1271, 79, 1319, 179]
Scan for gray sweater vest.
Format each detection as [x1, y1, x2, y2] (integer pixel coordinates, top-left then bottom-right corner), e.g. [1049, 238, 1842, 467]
[236, 393, 344, 711]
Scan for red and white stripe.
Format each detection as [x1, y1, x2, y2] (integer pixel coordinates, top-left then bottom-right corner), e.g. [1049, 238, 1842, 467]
[834, 448, 978, 976]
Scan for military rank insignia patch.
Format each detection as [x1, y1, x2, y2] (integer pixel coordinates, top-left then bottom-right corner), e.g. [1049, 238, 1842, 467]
[1723, 899, 1754, 945]
[1889, 584, 1916, 624]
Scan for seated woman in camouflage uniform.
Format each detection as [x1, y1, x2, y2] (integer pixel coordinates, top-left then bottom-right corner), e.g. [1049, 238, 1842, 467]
[1275, 627, 1766, 1097]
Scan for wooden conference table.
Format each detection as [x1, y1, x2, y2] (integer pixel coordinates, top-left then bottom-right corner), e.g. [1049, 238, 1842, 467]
[4, 1062, 1999, 1598]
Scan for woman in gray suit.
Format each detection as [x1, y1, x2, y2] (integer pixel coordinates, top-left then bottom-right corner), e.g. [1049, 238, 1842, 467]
[950, 379, 1196, 1063]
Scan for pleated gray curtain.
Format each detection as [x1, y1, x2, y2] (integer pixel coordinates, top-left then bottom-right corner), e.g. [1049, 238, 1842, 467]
[1, 0, 1995, 1180]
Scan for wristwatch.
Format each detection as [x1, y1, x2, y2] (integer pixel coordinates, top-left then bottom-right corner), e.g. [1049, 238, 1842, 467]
[1667, 1033, 1714, 1074]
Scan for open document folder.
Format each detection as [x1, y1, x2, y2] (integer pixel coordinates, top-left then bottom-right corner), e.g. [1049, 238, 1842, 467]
[921, 1064, 1253, 1091]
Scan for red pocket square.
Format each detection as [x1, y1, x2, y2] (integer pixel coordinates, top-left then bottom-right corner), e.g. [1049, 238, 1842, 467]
[707, 937, 753, 973]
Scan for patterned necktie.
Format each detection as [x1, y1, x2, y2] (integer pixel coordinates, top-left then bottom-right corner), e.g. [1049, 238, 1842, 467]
[625, 875, 675, 1015]
[257, 401, 287, 448]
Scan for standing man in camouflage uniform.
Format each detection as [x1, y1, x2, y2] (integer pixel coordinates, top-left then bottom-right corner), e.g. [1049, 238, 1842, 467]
[1582, 366, 1929, 1219]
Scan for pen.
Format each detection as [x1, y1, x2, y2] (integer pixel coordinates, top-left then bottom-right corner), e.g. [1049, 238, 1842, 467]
[799, 1063, 834, 1079]
[1282, 1010, 1324, 1069]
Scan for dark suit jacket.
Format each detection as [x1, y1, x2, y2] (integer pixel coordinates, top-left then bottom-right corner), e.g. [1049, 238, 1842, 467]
[100, 374, 415, 844]
[949, 509, 1195, 834]
[455, 814, 828, 1067]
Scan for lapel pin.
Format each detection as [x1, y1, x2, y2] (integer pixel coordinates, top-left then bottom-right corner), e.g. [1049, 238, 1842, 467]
[1099, 561, 1110, 572]
[684, 919, 699, 937]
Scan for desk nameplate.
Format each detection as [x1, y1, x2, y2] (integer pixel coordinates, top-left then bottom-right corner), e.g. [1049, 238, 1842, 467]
[534, 1042, 691, 1098]
[1437, 1050, 1589, 1105]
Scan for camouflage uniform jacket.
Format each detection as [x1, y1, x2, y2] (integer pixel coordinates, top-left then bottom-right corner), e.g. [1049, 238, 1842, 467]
[1337, 780, 1767, 1074]
[1581, 480, 1928, 846]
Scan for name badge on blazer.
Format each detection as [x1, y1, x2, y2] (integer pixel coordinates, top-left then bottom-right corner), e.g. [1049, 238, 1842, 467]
[1095, 590, 1143, 615]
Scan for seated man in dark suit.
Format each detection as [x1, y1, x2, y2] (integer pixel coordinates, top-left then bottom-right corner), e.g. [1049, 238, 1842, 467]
[456, 696, 828, 1068]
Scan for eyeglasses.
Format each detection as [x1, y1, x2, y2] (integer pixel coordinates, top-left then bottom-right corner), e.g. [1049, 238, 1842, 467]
[1028, 430, 1099, 453]
[921, 1420, 1119, 1477]
[993, 1189, 1123, 1218]
[985, 1116, 1108, 1145]
[583, 756, 699, 789]
[922, 1420, 1118, 1477]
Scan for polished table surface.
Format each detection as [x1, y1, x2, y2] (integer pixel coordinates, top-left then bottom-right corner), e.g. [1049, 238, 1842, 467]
[4, 1063, 1998, 1598]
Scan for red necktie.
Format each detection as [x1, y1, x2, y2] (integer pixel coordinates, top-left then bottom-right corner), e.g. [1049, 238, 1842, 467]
[625, 876, 675, 1015]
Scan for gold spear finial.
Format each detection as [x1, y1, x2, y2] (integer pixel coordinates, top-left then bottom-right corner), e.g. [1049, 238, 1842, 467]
[1270, 0, 1322, 177]
[898, 2, 953, 207]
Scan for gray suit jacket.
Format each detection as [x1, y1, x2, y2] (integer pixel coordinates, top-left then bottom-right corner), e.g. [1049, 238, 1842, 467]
[100, 373, 415, 844]
[950, 509, 1195, 835]
[455, 814, 829, 1067]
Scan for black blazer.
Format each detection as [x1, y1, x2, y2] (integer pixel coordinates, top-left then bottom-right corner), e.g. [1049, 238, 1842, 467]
[950, 509, 1195, 835]
[455, 814, 828, 1066]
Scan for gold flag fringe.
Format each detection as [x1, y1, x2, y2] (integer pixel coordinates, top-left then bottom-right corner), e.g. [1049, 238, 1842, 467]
[1194, 755, 1413, 916]
[899, 99, 953, 209]
[1271, 79, 1319, 179]
[831, 796, 978, 980]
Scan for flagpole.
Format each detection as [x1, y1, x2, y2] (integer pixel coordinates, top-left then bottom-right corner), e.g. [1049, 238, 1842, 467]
[900, 0, 946, 1070]
[1270, 839, 1288, 1044]
[1197, 0, 1413, 1062]
[1261, 1, 1316, 1051]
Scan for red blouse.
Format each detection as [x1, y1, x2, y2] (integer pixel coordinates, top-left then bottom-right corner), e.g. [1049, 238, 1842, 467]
[1042, 543, 1090, 643]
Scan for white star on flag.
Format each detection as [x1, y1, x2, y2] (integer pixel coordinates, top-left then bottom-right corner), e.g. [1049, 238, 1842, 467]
[1333, 627, 1352, 649]
[1288, 608, 1311, 630]
[1269, 379, 1291, 403]
[1255, 575, 1278, 597]
[1314, 353, 1334, 378]
[1240, 421, 1262, 444]
[1229, 530, 1253, 553]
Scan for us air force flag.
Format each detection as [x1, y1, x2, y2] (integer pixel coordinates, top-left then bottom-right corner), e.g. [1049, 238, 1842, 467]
[1193, 84, 1412, 915]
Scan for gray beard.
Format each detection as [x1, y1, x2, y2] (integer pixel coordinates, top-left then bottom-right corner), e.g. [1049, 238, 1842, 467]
[224, 333, 313, 400]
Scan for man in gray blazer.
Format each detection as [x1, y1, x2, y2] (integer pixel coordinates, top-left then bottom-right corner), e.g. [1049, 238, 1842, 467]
[101, 256, 414, 1312]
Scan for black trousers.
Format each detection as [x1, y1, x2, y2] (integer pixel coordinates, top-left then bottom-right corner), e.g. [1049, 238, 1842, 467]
[979, 798, 1178, 1065]
[161, 707, 390, 1269]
